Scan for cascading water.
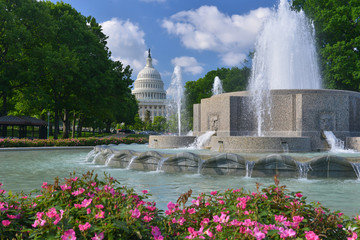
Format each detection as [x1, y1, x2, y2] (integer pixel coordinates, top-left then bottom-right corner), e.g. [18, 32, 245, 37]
[248, 0, 322, 136]
[167, 66, 184, 136]
[212, 76, 224, 95]
[188, 131, 216, 149]
[126, 156, 137, 170]
[323, 131, 356, 153]
[105, 154, 115, 166]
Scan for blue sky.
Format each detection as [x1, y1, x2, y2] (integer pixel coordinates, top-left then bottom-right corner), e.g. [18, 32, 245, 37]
[49, 0, 279, 89]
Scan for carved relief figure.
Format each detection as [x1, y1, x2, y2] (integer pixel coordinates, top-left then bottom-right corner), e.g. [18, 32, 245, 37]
[209, 114, 219, 131]
[319, 112, 335, 131]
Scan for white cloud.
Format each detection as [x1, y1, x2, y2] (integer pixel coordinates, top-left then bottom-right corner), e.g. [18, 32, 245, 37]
[162, 6, 272, 66]
[101, 18, 147, 74]
[171, 56, 204, 75]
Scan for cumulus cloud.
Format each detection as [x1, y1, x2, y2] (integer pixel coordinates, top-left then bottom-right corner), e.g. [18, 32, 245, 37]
[171, 56, 204, 75]
[162, 6, 272, 66]
[101, 18, 147, 74]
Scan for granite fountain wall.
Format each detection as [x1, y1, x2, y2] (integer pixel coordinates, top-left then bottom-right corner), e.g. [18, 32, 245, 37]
[193, 89, 360, 152]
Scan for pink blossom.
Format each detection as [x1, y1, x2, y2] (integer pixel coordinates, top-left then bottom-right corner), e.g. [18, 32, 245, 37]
[95, 210, 105, 219]
[60, 184, 72, 191]
[305, 231, 320, 240]
[143, 216, 153, 222]
[293, 216, 304, 223]
[348, 232, 358, 240]
[41, 182, 48, 189]
[354, 216, 360, 221]
[295, 192, 303, 198]
[210, 191, 217, 195]
[130, 208, 141, 218]
[71, 188, 85, 196]
[81, 199, 92, 208]
[200, 218, 210, 226]
[205, 228, 213, 237]
[141, 190, 148, 194]
[167, 201, 176, 210]
[91, 232, 104, 240]
[275, 215, 287, 223]
[188, 208, 196, 214]
[62, 229, 76, 240]
[218, 200, 225, 205]
[151, 226, 163, 240]
[216, 224, 222, 232]
[79, 222, 91, 231]
[2, 220, 11, 227]
[46, 208, 58, 218]
[87, 208, 91, 214]
[253, 227, 266, 240]
[95, 204, 104, 209]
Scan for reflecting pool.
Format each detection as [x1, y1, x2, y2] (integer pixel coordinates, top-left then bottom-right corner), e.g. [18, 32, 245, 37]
[0, 147, 359, 217]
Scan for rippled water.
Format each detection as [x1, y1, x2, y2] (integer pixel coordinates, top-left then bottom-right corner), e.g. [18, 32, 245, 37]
[0, 148, 359, 217]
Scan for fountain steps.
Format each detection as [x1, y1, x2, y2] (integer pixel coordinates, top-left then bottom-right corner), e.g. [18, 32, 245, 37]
[89, 145, 360, 179]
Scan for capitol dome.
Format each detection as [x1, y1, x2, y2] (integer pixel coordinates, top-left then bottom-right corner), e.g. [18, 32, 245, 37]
[132, 50, 167, 121]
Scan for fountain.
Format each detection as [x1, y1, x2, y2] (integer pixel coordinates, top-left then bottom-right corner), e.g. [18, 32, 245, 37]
[148, 0, 360, 178]
[150, 66, 196, 148]
[212, 76, 224, 96]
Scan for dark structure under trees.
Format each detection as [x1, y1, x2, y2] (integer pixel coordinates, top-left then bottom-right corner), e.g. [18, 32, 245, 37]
[0, 115, 47, 139]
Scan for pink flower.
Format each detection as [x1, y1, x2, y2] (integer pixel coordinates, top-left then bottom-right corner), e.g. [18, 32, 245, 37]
[141, 190, 148, 194]
[143, 216, 153, 222]
[205, 229, 213, 237]
[95, 204, 104, 209]
[47, 208, 58, 218]
[60, 184, 72, 191]
[305, 231, 319, 240]
[253, 227, 266, 240]
[218, 200, 225, 205]
[71, 188, 85, 196]
[2, 220, 11, 227]
[167, 201, 176, 210]
[201, 218, 210, 226]
[79, 222, 91, 231]
[188, 208, 196, 214]
[62, 229, 76, 240]
[87, 208, 91, 214]
[130, 208, 141, 218]
[348, 232, 358, 240]
[91, 232, 104, 240]
[81, 199, 92, 208]
[41, 182, 48, 189]
[216, 224, 222, 232]
[151, 226, 163, 240]
[210, 191, 217, 195]
[295, 193, 303, 198]
[95, 210, 105, 219]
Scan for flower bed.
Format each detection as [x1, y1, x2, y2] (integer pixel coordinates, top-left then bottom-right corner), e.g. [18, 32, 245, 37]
[0, 173, 359, 239]
[0, 137, 148, 148]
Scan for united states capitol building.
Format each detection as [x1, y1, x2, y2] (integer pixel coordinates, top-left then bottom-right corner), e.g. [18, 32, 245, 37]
[132, 50, 167, 121]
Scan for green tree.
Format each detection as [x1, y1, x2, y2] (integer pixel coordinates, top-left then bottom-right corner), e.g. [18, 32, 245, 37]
[292, 0, 360, 91]
[184, 66, 250, 129]
[152, 116, 167, 132]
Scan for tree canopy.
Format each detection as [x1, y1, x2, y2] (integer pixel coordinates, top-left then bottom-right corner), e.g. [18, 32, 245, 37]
[184, 66, 250, 129]
[292, 0, 360, 91]
[0, 0, 138, 138]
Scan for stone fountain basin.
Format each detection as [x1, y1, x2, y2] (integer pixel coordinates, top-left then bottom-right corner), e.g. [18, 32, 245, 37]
[149, 135, 196, 149]
[92, 145, 360, 179]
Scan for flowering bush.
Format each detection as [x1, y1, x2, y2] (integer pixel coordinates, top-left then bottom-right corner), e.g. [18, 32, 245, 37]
[0, 174, 359, 239]
[0, 137, 148, 148]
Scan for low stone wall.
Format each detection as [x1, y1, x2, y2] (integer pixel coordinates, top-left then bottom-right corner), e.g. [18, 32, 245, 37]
[347, 137, 360, 151]
[209, 136, 311, 153]
[149, 135, 196, 149]
[87, 145, 360, 179]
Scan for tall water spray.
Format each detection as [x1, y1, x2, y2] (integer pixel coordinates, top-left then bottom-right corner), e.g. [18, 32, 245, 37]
[248, 0, 322, 136]
[167, 66, 184, 135]
[212, 76, 224, 95]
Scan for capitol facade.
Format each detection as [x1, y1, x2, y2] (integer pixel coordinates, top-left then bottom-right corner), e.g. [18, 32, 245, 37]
[132, 50, 167, 121]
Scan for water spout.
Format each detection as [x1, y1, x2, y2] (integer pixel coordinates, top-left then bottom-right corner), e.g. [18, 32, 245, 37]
[245, 161, 255, 178]
[105, 154, 115, 166]
[323, 131, 356, 153]
[212, 76, 224, 95]
[188, 131, 216, 149]
[167, 66, 184, 136]
[126, 156, 137, 170]
[156, 157, 168, 172]
[296, 161, 311, 179]
[248, 0, 322, 136]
